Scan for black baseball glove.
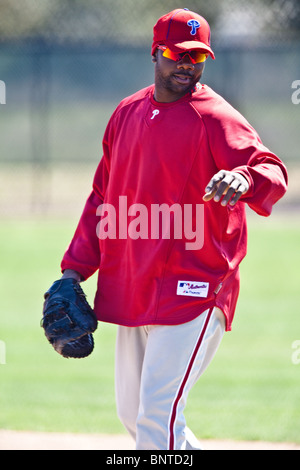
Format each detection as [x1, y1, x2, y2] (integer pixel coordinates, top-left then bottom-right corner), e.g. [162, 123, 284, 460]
[41, 278, 98, 359]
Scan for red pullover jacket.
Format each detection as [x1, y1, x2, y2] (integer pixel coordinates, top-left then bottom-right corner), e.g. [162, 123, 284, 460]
[61, 84, 288, 331]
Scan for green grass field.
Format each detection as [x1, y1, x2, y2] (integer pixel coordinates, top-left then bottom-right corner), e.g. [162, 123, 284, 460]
[0, 213, 300, 443]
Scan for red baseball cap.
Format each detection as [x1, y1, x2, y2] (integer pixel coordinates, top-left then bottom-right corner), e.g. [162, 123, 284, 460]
[152, 8, 215, 59]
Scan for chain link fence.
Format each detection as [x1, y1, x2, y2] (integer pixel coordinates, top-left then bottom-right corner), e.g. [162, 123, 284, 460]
[0, 0, 299, 216]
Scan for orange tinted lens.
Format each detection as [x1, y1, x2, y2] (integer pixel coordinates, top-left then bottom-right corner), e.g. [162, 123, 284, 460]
[191, 51, 208, 63]
[162, 47, 208, 64]
[162, 48, 179, 61]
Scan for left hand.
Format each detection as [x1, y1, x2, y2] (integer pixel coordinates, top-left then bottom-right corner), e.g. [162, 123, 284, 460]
[203, 170, 249, 207]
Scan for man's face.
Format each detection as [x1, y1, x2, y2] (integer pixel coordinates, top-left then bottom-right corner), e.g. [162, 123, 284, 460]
[153, 48, 205, 103]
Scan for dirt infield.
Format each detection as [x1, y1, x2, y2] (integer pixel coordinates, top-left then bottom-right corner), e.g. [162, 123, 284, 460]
[0, 430, 299, 450]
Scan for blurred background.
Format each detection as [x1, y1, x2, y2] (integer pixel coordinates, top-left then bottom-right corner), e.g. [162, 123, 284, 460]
[0, 0, 300, 445]
[0, 0, 299, 216]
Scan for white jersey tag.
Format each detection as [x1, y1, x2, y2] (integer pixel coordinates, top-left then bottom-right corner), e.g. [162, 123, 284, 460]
[177, 281, 209, 298]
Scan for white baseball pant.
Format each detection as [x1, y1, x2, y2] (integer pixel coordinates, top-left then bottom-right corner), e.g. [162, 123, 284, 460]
[115, 307, 225, 450]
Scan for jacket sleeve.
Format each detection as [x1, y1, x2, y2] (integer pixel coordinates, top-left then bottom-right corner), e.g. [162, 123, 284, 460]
[203, 101, 288, 216]
[61, 124, 112, 280]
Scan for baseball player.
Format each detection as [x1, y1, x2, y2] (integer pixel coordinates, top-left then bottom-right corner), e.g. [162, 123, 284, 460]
[49, 9, 288, 450]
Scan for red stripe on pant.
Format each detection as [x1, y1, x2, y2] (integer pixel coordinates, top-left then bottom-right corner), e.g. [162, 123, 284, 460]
[168, 307, 213, 450]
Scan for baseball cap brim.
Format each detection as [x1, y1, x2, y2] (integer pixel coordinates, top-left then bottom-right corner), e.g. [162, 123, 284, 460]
[166, 40, 215, 60]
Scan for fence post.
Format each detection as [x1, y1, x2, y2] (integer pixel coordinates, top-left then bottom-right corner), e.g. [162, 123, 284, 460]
[30, 42, 51, 213]
[0, 80, 6, 104]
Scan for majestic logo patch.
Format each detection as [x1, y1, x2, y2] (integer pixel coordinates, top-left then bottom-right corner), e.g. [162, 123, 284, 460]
[187, 19, 201, 36]
[177, 281, 209, 298]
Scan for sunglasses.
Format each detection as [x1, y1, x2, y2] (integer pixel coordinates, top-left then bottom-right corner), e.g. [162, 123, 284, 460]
[157, 46, 208, 64]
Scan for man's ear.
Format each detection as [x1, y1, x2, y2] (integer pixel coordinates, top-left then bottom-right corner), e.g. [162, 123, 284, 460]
[152, 52, 157, 63]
